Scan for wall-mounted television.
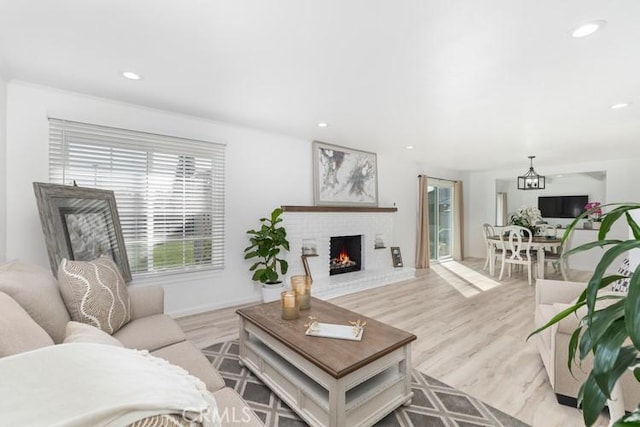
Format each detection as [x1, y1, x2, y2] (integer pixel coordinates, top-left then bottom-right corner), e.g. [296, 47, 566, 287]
[538, 195, 588, 218]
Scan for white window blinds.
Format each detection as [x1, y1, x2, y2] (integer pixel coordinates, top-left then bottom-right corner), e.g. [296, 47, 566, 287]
[49, 118, 225, 276]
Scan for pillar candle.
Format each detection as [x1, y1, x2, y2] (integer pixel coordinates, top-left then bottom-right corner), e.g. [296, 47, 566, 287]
[281, 290, 299, 320]
[290, 275, 312, 310]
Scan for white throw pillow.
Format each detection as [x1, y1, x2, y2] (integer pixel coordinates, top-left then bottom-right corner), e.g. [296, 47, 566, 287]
[63, 321, 124, 347]
[0, 292, 54, 357]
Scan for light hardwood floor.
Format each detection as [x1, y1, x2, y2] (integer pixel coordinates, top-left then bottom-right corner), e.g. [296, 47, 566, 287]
[177, 258, 605, 427]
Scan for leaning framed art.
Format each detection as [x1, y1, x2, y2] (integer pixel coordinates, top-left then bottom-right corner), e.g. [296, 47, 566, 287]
[33, 182, 132, 281]
[312, 140, 378, 207]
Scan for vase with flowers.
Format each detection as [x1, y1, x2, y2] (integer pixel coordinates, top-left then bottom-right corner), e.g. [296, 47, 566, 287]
[584, 201, 602, 229]
[509, 206, 542, 235]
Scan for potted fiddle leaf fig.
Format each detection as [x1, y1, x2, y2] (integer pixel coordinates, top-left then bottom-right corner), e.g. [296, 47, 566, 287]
[244, 207, 290, 302]
[529, 202, 640, 426]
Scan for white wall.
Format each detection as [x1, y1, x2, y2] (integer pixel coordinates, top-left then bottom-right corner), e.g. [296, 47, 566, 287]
[0, 73, 6, 262]
[378, 153, 419, 265]
[468, 160, 640, 264]
[497, 172, 606, 227]
[3, 81, 424, 315]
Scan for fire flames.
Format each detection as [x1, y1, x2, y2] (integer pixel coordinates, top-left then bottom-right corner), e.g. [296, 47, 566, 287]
[331, 246, 356, 269]
[337, 247, 350, 265]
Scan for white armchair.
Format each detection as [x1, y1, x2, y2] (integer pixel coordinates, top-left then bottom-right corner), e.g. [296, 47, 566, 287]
[533, 279, 640, 411]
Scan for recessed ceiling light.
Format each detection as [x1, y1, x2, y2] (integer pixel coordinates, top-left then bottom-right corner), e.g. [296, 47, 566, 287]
[406, 145, 414, 150]
[122, 71, 141, 80]
[317, 122, 328, 128]
[611, 102, 631, 109]
[571, 20, 606, 38]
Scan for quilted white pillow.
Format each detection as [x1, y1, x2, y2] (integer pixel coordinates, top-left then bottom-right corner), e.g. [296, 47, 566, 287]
[63, 321, 124, 347]
[58, 257, 131, 334]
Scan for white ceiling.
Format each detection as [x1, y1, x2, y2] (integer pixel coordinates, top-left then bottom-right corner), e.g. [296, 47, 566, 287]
[1, 0, 639, 172]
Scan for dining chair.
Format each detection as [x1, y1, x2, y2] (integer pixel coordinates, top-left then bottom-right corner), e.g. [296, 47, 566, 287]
[499, 225, 535, 285]
[537, 225, 561, 274]
[482, 223, 502, 274]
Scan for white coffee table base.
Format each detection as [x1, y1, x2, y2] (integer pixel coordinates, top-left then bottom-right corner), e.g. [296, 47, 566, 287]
[238, 318, 413, 427]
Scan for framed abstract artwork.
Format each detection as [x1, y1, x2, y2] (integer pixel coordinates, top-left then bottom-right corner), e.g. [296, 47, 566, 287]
[33, 182, 132, 282]
[59, 208, 115, 261]
[312, 141, 378, 207]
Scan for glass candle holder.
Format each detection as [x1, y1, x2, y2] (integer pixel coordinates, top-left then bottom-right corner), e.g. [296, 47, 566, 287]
[302, 238, 317, 256]
[280, 290, 299, 320]
[290, 275, 312, 310]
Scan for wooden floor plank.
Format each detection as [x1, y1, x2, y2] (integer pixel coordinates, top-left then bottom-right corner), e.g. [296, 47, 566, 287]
[177, 258, 605, 427]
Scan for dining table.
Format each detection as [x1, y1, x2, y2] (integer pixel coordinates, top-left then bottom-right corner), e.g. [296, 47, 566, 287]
[487, 235, 562, 280]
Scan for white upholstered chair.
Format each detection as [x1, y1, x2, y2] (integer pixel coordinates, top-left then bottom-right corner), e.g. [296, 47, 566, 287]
[499, 225, 535, 285]
[534, 279, 640, 412]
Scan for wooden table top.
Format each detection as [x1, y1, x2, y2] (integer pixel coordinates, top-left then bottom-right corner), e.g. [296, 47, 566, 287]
[487, 235, 561, 244]
[236, 297, 416, 379]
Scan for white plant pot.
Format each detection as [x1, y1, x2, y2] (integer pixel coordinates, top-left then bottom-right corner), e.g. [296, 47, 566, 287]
[261, 282, 284, 303]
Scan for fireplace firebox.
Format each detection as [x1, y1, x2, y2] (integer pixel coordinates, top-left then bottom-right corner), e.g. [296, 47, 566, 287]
[330, 235, 362, 276]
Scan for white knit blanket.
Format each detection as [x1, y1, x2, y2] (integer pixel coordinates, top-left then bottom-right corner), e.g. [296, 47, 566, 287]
[0, 343, 219, 427]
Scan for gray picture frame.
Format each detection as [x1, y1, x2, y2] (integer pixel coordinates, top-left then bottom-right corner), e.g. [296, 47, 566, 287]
[312, 141, 378, 207]
[33, 182, 132, 282]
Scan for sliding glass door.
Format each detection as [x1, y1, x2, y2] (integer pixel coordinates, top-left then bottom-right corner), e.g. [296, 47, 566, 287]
[428, 179, 454, 261]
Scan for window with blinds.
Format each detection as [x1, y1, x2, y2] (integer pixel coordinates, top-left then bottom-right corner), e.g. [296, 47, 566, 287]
[49, 118, 225, 276]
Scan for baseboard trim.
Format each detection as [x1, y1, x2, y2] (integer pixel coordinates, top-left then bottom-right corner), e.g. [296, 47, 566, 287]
[556, 393, 629, 420]
[168, 295, 261, 318]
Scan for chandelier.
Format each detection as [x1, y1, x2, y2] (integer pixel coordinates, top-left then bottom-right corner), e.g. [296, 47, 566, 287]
[517, 156, 545, 190]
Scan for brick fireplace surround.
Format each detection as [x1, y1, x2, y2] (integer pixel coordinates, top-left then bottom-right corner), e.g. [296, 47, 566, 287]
[281, 206, 415, 299]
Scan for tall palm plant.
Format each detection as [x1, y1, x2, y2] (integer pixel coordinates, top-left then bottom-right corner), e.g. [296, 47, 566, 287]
[529, 203, 640, 426]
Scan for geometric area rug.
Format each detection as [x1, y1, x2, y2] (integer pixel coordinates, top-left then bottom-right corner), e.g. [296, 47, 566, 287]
[202, 340, 530, 427]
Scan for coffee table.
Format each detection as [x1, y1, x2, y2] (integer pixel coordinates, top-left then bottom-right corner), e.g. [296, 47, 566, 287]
[236, 298, 416, 427]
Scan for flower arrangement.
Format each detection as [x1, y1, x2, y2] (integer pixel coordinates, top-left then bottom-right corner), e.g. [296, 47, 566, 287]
[584, 201, 602, 222]
[509, 206, 542, 234]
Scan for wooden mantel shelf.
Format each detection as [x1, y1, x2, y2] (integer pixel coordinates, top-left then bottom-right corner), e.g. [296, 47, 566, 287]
[281, 205, 397, 213]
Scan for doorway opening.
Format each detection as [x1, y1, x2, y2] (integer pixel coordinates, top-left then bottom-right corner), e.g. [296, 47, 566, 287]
[428, 179, 454, 262]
